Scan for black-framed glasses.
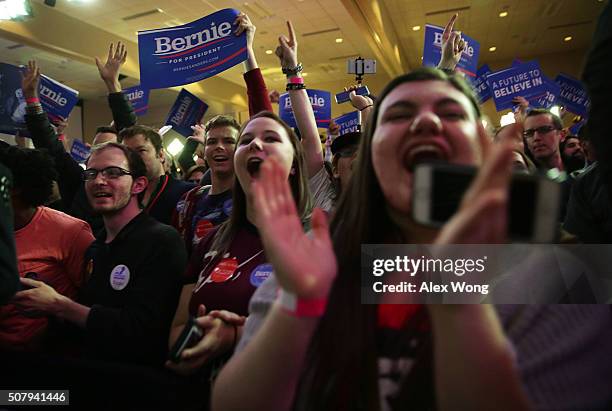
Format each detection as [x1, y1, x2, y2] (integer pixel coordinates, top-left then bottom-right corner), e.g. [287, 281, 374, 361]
[83, 166, 132, 181]
[523, 125, 557, 139]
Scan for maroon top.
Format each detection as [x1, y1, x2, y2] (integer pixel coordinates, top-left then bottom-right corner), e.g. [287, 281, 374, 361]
[186, 224, 271, 317]
[244, 68, 273, 116]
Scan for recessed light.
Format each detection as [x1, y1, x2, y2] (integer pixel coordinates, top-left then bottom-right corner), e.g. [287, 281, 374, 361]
[335, 38, 343, 43]
[489, 46, 497, 52]
[302, 72, 308, 77]
[564, 36, 572, 42]
[499, 11, 508, 17]
[265, 49, 273, 54]
[412, 25, 421, 31]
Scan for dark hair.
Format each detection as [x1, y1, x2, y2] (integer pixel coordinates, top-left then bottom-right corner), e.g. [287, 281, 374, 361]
[526, 108, 563, 130]
[95, 126, 118, 135]
[183, 164, 207, 181]
[118, 125, 163, 154]
[204, 115, 241, 135]
[297, 68, 482, 410]
[210, 111, 312, 255]
[560, 135, 580, 153]
[0, 146, 58, 207]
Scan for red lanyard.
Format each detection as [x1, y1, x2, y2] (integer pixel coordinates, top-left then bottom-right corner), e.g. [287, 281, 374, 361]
[145, 174, 169, 213]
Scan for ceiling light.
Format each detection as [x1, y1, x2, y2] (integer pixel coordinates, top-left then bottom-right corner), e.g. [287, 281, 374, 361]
[412, 25, 421, 31]
[335, 38, 343, 43]
[489, 46, 497, 52]
[499, 11, 508, 17]
[0, 0, 31, 20]
[564, 36, 572, 42]
[167, 139, 184, 157]
[302, 72, 308, 77]
[265, 49, 273, 54]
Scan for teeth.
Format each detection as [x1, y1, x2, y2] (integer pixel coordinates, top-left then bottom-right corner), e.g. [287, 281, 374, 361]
[213, 156, 228, 161]
[405, 144, 445, 169]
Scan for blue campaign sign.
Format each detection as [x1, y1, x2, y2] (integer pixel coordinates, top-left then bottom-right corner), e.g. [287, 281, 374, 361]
[334, 111, 361, 136]
[555, 73, 590, 116]
[138, 9, 248, 89]
[279, 89, 332, 129]
[534, 78, 559, 109]
[422, 24, 480, 77]
[122, 85, 149, 116]
[487, 61, 548, 111]
[164, 88, 208, 137]
[39, 75, 79, 122]
[570, 119, 586, 135]
[70, 139, 90, 163]
[511, 59, 523, 67]
[0, 63, 27, 135]
[469, 64, 492, 103]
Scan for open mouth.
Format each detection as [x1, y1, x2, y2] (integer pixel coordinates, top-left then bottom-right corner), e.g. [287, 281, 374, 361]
[404, 144, 448, 171]
[246, 158, 263, 178]
[212, 154, 229, 162]
[93, 192, 112, 198]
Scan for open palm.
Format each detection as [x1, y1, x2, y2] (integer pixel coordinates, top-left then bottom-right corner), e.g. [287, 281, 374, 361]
[95, 42, 127, 84]
[252, 157, 337, 299]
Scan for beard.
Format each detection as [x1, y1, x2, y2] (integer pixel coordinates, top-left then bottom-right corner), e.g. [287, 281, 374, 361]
[562, 154, 586, 173]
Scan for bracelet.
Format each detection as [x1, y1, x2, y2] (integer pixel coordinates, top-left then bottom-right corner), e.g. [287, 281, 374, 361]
[288, 76, 304, 84]
[282, 63, 303, 76]
[359, 105, 373, 111]
[277, 289, 327, 317]
[286, 83, 306, 91]
[26, 97, 40, 104]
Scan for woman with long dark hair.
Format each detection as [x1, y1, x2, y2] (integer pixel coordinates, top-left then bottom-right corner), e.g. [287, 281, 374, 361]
[212, 67, 612, 411]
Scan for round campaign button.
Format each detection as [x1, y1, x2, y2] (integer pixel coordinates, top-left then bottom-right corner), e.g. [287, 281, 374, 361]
[195, 219, 214, 239]
[249, 263, 273, 287]
[110, 264, 130, 290]
[211, 258, 238, 283]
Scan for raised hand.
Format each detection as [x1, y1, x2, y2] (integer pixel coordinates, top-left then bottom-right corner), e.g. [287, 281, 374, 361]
[95, 42, 127, 93]
[187, 124, 206, 145]
[21, 60, 40, 99]
[438, 14, 465, 70]
[275, 21, 299, 70]
[512, 96, 530, 123]
[328, 119, 340, 136]
[346, 85, 374, 111]
[234, 13, 256, 50]
[251, 157, 337, 299]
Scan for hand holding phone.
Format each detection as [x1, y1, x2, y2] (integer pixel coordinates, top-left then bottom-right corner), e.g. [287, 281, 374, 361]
[168, 316, 204, 363]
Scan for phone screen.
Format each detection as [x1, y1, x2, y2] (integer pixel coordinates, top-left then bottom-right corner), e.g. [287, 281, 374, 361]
[430, 166, 538, 239]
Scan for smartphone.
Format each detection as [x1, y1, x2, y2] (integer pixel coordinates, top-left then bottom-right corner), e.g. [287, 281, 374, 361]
[168, 316, 204, 363]
[412, 163, 560, 242]
[335, 86, 370, 104]
[347, 58, 376, 75]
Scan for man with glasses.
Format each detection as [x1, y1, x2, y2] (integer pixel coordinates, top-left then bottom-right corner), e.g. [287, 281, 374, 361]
[523, 109, 566, 171]
[13, 142, 186, 365]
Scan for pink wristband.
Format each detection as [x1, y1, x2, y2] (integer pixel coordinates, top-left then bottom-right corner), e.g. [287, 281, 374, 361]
[288, 76, 304, 85]
[26, 97, 40, 104]
[277, 289, 327, 317]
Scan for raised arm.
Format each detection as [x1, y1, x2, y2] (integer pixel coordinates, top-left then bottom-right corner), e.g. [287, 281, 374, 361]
[235, 12, 273, 116]
[96, 42, 136, 132]
[22, 61, 84, 208]
[177, 124, 205, 173]
[437, 14, 466, 72]
[212, 158, 337, 411]
[276, 21, 322, 177]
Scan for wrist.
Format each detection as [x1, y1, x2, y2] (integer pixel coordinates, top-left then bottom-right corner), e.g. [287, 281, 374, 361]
[437, 60, 456, 70]
[105, 79, 121, 93]
[277, 289, 328, 318]
[25, 97, 40, 105]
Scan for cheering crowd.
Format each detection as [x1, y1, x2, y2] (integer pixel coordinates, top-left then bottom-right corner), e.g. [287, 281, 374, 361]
[1, 4, 612, 411]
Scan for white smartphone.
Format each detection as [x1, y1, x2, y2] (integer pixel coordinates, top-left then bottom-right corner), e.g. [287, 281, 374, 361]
[412, 163, 561, 242]
[347, 58, 377, 75]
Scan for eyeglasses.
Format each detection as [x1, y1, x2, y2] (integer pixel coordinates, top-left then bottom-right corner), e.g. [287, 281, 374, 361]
[83, 166, 132, 181]
[523, 125, 558, 139]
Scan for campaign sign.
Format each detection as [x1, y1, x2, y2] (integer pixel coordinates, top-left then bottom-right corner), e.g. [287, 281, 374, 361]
[279, 89, 332, 128]
[334, 111, 361, 136]
[469, 64, 492, 103]
[0, 63, 27, 135]
[534, 78, 559, 109]
[70, 139, 90, 163]
[164, 88, 208, 137]
[511, 59, 523, 67]
[555, 73, 590, 116]
[570, 119, 586, 135]
[487, 61, 548, 111]
[138, 9, 248, 89]
[39, 75, 79, 122]
[422, 24, 480, 77]
[122, 85, 149, 116]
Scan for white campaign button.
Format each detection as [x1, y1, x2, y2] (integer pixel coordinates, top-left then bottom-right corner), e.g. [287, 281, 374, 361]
[110, 264, 130, 290]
